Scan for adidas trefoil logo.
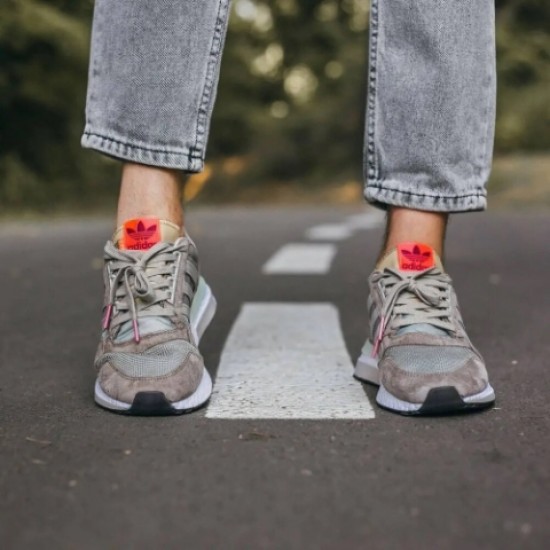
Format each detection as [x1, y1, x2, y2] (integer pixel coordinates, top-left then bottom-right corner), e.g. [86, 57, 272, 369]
[399, 244, 434, 271]
[123, 220, 160, 250]
[126, 221, 158, 241]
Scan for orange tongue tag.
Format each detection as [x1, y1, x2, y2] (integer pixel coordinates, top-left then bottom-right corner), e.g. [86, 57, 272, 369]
[121, 218, 161, 251]
[397, 242, 435, 272]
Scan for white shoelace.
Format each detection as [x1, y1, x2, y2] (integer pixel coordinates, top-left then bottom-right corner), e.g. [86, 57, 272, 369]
[102, 241, 187, 342]
[372, 267, 454, 356]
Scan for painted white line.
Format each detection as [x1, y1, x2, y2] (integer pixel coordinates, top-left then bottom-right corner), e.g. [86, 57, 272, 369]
[206, 303, 375, 419]
[345, 212, 384, 230]
[305, 224, 354, 241]
[262, 243, 337, 275]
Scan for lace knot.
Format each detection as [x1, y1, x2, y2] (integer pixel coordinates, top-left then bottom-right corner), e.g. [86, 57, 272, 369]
[128, 265, 156, 303]
[406, 279, 440, 307]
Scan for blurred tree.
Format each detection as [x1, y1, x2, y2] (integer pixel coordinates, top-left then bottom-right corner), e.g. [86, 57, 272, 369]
[495, 0, 550, 151]
[208, 0, 370, 198]
[0, 0, 113, 210]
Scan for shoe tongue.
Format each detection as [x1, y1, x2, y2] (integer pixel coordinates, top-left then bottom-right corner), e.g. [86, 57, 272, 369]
[377, 242, 447, 337]
[112, 217, 182, 342]
[377, 242, 444, 273]
[114, 218, 182, 251]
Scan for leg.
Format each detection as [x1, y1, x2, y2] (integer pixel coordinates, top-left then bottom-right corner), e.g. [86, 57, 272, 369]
[83, 0, 230, 172]
[364, 0, 496, 212]
[116, 164, 184, 229]
[379, 207, 448, 261]
[356, 0, 497, 415]
[83, 0, 231, 232]
[84, 0, 230, 414]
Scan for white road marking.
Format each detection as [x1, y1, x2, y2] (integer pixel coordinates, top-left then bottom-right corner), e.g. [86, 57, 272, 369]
[206, 303, 375, 419]
[264, 211, 383, 276]
[305, 224, 354, 241]
[262, 243, 337, 275]
[345, 212, 384, 231]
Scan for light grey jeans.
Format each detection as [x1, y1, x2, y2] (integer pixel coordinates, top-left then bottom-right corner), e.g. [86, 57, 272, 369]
[82, 0, 496, 212]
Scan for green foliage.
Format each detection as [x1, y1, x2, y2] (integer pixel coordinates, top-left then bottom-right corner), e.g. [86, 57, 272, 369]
[0, 0, 114, 211]
[0, 0, 548, 209]
[210, 0, 369, 193]
[495, 0, 550, 151]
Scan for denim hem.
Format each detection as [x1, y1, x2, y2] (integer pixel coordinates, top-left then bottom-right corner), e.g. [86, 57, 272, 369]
[81, 132, 204, 172]
[365, 182, 487, 213]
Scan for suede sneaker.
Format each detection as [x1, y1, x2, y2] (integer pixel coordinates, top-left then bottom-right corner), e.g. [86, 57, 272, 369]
[355, 242, 495, 415]
[94, 218, 217, 415]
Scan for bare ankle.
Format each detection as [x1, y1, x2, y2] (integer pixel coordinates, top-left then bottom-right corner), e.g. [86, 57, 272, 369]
[116, 163, 185, 231]
[378, 207, 449, 262]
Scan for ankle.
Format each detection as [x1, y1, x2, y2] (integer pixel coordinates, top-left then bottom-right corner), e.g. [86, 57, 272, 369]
[379, 207, 448, 261]
[116, 163, 185, 230]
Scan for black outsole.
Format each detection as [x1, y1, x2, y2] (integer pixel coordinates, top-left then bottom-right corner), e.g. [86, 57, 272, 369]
[354, 377, 496, 417]
[128, 392, 178, 416]
[95, 391, 210, 417]
[383, 386, 495, 417]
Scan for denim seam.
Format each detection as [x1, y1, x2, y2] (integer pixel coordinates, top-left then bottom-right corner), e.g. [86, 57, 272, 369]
[365, 0, 380, 183]
[194, 0, 230, 155]
[85, 0, 103, 132]
[477, 6, 496, 174]
[478, 11, 497, 176]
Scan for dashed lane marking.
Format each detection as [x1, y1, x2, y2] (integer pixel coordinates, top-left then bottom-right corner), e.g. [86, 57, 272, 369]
[205, 303, 375, 419]
[262, 243, 337, 275]
[345, 212, 385, 231]
[305, 212, 384, 242]
[305, 224, 354, 241]
[264, 211, 383, 276]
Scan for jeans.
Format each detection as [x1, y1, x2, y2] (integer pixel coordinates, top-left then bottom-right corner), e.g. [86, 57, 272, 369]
[82, 0, 496, 213]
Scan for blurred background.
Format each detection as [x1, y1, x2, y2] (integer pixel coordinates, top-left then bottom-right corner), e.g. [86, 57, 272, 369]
[1, 0, 549, 214]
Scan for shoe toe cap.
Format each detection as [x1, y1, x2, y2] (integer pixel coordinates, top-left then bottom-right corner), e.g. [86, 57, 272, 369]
[380, 352, 489, 404]
[98, 350, 204, 405]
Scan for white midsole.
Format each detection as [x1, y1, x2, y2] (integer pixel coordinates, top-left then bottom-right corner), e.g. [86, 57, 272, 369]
[94, 368, 213, 412]
[95, 279, 217, 411]
[354, 343, 496, 412]
[190, 279, 217, 345]
[354, 351, 381, 385]
[376, 383, 496, 412]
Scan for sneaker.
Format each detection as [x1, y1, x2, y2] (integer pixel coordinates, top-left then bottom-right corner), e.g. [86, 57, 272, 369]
[94, 217, 217, 415]
[355, 242, 495, 415]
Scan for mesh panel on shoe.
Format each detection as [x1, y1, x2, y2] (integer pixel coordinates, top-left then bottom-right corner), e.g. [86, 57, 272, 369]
[385, 345, 474, 374]
[101, 340, 196, 378]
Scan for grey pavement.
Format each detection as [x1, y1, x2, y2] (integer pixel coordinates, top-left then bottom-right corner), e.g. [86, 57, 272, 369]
[0, 206, 549, 549]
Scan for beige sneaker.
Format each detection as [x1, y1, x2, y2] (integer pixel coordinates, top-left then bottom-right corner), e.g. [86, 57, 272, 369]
[94, 218, 216, 415]
[355, 242, 495, 415]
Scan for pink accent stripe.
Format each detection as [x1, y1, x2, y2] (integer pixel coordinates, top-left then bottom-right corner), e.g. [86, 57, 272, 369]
[102, 304, 113, 330]
[372, 315, 386, 358]
[133, 320, 140, 343]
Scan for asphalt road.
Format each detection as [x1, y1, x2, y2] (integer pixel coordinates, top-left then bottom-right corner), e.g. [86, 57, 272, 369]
[0, 206, 549, 549]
